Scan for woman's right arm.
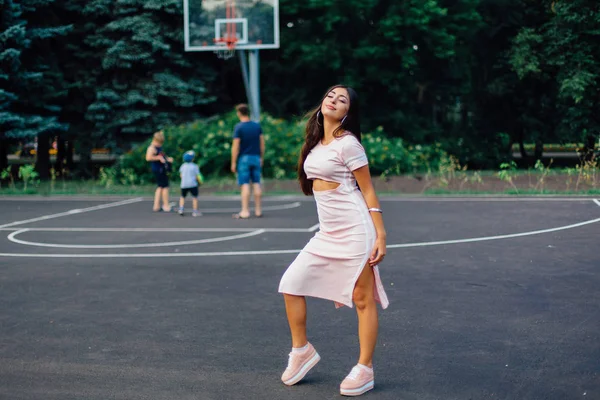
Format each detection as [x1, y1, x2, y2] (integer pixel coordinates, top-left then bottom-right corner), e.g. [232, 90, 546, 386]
[145, 145, 163, 162]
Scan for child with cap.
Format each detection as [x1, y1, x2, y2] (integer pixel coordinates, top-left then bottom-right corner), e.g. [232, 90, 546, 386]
[179, 150, 204, 217]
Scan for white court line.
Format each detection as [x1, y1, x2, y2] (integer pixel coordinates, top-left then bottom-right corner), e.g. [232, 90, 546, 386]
[0, 198, 143, 229]
[1, 215, 599, 258]
[379, 197, 600, 202]
[388, 217, 600, 249]
[7, 229, 265, 249]
[308, 223, 320, 232]
[594, 199, 600, 207]
[0, 227, 313, 233]
[199, 202, 301, 213]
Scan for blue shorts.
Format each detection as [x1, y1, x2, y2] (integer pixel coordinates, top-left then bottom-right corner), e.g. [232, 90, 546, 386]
[237, 154, 261, 185]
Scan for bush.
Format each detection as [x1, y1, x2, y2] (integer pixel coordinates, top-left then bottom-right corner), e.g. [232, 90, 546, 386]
[111, 112, 446, 184]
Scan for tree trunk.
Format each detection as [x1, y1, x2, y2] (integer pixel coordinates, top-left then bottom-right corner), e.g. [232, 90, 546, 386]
[583, 134, 596, 162]
[35, 132, 50, 180]
[76, 137, 93, 179]
[55, 136, 66, 176]
[534, 139, 543, 162]
[0, 138, 7, 173]
[518, 129, 528, 159]
[66, 139, 74, 171]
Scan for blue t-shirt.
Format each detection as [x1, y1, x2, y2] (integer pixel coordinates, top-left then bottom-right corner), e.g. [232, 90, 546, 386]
[179, 162, 200, 189]
[233, 121, 262, 157]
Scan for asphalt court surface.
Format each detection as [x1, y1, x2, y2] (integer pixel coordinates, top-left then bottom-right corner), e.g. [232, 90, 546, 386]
[0, 196, 599, 399]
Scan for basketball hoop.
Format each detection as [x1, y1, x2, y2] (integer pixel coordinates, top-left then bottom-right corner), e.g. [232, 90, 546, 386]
[214, 37, 238, 60]
[213, 0, 239, 60]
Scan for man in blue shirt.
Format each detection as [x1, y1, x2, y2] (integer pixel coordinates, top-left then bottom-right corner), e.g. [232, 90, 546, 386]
[230, 104, 265, 219]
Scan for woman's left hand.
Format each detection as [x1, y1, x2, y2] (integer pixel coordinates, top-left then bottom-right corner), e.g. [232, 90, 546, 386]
[369, 236, 386, 266]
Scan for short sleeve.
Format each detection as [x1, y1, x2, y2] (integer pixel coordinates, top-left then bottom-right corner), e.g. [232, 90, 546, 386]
[341, 137, 368, 171]
[179, 164, 184, 173]
[233, 124, 241, 139]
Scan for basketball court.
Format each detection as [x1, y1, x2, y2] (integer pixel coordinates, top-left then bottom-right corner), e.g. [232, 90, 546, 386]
[0, 196, 599, 399]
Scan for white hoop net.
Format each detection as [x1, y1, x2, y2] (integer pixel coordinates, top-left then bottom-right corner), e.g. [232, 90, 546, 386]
[214, 47, 236, 60]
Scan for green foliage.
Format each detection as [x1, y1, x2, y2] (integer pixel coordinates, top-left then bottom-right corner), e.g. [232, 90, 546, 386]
[509, 0, 600, 146]
[83, 0, 216, 140]
[18, 164, 39, 190]
[110, 113, 446, 185]
[261, 0, 482, 143]
[0, 167, 15, 189]
[498, 160, 519, 193]
[0, 0, 69, 140]
[2, 0, 599, 177]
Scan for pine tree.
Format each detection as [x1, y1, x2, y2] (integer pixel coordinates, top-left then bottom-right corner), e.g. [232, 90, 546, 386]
[0, 0, 70, 178]
[84, 0, 216, 150]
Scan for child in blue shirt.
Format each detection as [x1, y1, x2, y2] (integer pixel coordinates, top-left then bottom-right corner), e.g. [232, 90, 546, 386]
[179, 151, 204, 217]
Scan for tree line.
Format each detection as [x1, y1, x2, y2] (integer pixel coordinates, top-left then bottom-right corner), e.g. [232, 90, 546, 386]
[1, 0, 598, 180]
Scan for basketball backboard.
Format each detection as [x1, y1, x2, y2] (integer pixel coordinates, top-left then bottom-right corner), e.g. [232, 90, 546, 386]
[183, 0, 280, 52]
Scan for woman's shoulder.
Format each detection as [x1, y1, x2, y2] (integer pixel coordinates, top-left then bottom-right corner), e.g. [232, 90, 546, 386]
[336, 132, 363, 147]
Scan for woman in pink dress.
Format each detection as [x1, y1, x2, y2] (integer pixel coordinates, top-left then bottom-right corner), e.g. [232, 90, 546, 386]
[278, 85, 389, 396]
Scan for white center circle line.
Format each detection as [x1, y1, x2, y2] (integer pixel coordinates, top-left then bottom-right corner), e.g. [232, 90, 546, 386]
[1, 215, 599, 257]
[7, 229, 266, 249]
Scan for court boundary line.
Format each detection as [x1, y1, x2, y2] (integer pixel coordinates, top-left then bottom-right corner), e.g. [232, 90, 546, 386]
[0, 227, 313, 233]
[2, 195, 599, 203]
[1, 205, 599, 257]
[0, 198, 144, 229]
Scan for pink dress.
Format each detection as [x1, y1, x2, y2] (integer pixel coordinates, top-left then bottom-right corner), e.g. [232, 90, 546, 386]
[278, 133, 389, 309]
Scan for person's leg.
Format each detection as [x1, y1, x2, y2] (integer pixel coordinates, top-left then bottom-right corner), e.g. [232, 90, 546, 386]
[161, 187, 171, 211]
[250, 156, 263, 216]
[240, 184, 251, 216]
[192, 197, 198, 211]
[153, 187, 161, 211]
[353, 265, 378, 367]
[252, 183, 262, 216]
[283, 294, 308, 348]
[281, 293, 320, 386]
[234, 157, 251, 218]
[339, 265, 378, 396]
[179, 189, 185, 215]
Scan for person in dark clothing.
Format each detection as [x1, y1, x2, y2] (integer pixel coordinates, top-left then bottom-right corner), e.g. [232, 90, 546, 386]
[145, 130, 173, 212]
[230, 104, 265, 219]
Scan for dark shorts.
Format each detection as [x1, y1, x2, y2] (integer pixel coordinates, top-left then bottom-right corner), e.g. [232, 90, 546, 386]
[181, 187, 198, 198]
[153, 170, 169, 188]
[237, 154, 261, 185]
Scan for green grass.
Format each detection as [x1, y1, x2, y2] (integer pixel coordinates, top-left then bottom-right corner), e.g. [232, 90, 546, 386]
[1, 169, 599, 197]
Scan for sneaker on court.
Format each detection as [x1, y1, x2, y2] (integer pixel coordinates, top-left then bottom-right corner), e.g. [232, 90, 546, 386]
[192, 210, 202, 217]
[178, 208, 184, 216]
[281, 342, 320, 386]
[340, 364, 374, 396]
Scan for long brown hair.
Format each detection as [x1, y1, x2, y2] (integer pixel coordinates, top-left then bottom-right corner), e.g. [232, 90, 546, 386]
[298, 85, 361, 195]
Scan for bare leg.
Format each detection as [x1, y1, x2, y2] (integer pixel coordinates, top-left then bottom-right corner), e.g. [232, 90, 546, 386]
[161, 188, 171, 211]
[253, 183, 262, 216]
[153, 187, 161, 211]
[353, 265, 378, 367]
[179, 197, 185, 209]
[239, 184, 251, 217]
[283, 294, 308, 348]
[192, 197, 198, 210]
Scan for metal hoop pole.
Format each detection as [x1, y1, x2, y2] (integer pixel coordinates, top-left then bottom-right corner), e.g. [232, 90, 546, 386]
[249, 49, 260, 121]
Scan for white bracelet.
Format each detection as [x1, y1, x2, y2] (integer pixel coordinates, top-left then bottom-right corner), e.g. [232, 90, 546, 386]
[368, 208, 383, 213]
